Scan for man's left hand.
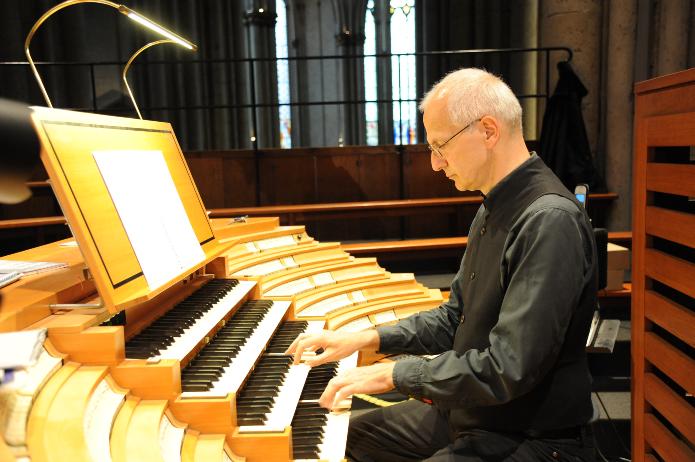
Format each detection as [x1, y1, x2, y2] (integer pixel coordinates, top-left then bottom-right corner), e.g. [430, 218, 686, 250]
[319, 362, 396, 410]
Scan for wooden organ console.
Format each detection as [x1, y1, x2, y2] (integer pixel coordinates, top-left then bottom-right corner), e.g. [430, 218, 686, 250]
[0, 108, 443, 462]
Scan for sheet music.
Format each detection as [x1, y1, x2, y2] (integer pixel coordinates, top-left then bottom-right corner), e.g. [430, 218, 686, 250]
[93, 150, 205, 290]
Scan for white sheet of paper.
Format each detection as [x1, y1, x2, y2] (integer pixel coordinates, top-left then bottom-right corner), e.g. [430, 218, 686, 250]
[93, 150, 204, 291]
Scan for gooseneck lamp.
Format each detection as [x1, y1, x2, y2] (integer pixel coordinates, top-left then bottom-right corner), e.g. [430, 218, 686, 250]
[25, 0, 197, 108]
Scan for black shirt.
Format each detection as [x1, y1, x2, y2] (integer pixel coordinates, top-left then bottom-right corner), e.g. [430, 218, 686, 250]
[377, 154, 597, 433]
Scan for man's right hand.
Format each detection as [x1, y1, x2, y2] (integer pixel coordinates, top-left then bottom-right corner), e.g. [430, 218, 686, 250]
[284, 329, 380, 367]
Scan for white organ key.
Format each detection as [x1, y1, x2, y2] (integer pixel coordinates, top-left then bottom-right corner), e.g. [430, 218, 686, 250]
[182, 300, 292, 397]
[350, 290, 367, 304]
[297, 293, 353, 318]
[155, 280, 256, 361]
[159, 413, 185, 462]
[237, 320, 324, 433]
[315, 410, 351, 461]
[238, 363, 311, 433]
[83, 379, 126, 462]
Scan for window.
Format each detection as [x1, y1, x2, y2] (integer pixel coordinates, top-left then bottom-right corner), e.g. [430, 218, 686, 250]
[276, 0, 292, 148]
[390, 0, 416, 144]
[364, 0, 416, 145]
[364, 0, 379, 146]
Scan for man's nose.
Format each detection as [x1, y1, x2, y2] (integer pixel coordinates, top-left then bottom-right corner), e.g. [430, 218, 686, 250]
[431, 152, 446, 171]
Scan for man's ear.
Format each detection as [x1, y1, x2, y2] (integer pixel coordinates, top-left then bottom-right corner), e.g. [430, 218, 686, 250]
[480, 116, 500, 148]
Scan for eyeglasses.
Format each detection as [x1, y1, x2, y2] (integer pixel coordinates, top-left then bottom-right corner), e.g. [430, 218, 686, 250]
[427, 118, 480, 160]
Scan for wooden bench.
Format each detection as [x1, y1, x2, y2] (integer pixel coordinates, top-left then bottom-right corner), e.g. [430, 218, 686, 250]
[208, 193, 619, 224]
[342, 231, 632, 257]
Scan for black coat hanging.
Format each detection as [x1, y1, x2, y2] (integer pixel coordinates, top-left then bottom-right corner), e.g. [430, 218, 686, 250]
[539, 61, 603, 191]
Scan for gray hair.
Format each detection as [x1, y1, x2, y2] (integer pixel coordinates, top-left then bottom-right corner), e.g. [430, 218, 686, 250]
[419, 68, 523, 132]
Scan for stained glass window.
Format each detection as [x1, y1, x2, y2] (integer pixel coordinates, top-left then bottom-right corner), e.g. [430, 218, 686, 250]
[276, 0, 292, 148]
[364, 0, 416, 145]
[390, 0, 416, 144]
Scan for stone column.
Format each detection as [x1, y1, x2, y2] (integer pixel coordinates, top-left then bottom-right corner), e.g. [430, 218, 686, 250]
[244, 0, 280, 148]
[655, 0, 690, 76]
[509, 1, 539, 140]
[331, 0, 367, 145]
[604, 0, 637, 231]
[539, 0, 603, 157]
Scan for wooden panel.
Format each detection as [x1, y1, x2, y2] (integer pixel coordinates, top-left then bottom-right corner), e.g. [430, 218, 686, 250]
[645, 291, 695, 348]
[645, 207, 695, 249]
[181, 430, 200, 462]
[644, 333, 695, 395]
[644, 413, 695, 462]
[193, 434, 226, 462]
[357, 151, 400, 200]
[634, 68, 695, 462]
[646, 111, 695, 146]
[40, 366, 109, 462]
[124, 400, 168, 462]
[187, 156, 226, 209]
[110, 395, 141, 462]
[169, 395, 236, 435]
[645, 163, 695, 197]
[26, 362, 80, 462]
[258, 155, 316, 205]
[644, 249, 695, 299]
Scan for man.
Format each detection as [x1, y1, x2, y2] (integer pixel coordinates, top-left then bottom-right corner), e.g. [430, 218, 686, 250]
[286, 68, 597, 461]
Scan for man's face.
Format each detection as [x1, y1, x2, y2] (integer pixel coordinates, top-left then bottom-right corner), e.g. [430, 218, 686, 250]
[423, 97, 489, 192]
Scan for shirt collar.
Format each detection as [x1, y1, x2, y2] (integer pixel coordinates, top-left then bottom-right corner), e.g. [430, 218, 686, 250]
[482, 152, 541, 214]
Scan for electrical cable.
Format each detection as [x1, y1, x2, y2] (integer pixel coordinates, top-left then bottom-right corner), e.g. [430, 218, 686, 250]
[594, 391, 631, 462]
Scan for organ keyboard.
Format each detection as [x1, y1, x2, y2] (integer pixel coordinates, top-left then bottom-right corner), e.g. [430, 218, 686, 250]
[0, 109, 444, 461]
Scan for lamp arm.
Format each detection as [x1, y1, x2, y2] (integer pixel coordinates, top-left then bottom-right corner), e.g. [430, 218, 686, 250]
[123, 39, 176, 119]
[25, 0, 196, 110]
[24, 0, 122, 108]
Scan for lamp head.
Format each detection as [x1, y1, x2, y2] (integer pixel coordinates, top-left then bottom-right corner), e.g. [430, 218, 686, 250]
[118, 5, 197, 51]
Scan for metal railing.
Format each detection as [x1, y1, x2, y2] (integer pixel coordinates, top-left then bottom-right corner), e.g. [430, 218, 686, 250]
[0, 46, 572, 149]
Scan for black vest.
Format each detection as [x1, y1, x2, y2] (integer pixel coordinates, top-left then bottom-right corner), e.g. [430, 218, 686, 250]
[449, 155, 596, 433]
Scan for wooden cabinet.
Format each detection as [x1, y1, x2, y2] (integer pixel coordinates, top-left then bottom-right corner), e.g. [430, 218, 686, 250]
[632, 69, 695, 461]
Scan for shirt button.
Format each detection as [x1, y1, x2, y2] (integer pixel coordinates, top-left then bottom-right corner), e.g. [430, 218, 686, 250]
[480, 226, 486, 236]
[470, 272, 476, 280]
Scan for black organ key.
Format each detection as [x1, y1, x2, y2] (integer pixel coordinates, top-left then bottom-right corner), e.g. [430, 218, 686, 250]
[124, 279, 240, 359]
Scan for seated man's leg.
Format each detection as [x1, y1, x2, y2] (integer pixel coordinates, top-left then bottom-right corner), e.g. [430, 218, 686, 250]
[347, 400, 451, 462]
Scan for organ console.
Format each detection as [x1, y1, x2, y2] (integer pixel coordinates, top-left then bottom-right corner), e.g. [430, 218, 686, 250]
[0, 108, 443, 461]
